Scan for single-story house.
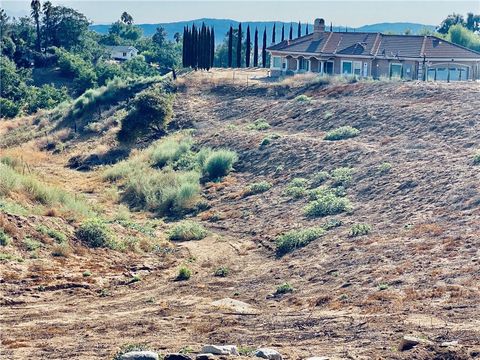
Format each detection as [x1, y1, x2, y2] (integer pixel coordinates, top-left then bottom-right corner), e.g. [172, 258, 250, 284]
[267, 18, 480, 81]
[105, 45, 139, 61]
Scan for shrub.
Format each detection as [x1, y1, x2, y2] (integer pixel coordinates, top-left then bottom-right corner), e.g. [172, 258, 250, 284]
[324, 126, 360, 141]
[203, 149, 238, 180]
[473, 151, 480, 165]
[27, 84, 70, 113]
[176, 266, 192, 280]
[304, 190, 352, 217]
[76, 218, 114, 248]
[275, 283, 294, 294]
[168, 221, 207, 241]
[283, 178, 308, 199]
[147, 135, 193, 168]
[276, 227, 326, 256]
[0, 98, 21, 118]
[259, 137, 271, 147]
[118, 87, 173, 142]
[378, 283, 389, 291]
[378, 162, 392, 174]
[331, 167, 354, 187]
[214, 266, 230, 277]
[294, 94, 311, 102]
[0, 229, 11, 246]
[23, 237, 42, 251]
[51, 243, 70, 257]
[349, 223, 371, 237]
[311, 171, 330, 186]
[244, 181, 272, 196]
[247, 118, 270, 131]
[37, 225, 67, 243]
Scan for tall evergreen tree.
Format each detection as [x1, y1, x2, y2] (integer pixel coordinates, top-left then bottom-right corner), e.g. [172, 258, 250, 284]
[289, 23, 293, 40]
[253, 27, 258, 67]
[42, 1, 53, 48]
[272, 23, 276, 44]
[31, 0, 41, 51]
[305, 23, 309, 34]
[330, 22, 333, 32]
[236, 23, 242, 67]
[182, 26, 187, 67]
[281, 24, 285, 41]
[192, 23, 197, 69]
[227, 25, 233, 67]
[245, 25, 251, 67]
[262, 27, 267, 68]
[210, 27, 215, 68]
[297, 21, 301, 37]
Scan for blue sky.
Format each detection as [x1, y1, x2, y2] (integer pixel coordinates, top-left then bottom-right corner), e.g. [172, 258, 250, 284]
[3, 1, 479, 27]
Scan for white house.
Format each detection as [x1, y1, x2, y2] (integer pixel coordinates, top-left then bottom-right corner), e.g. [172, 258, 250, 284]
[105, 45, 139, 61]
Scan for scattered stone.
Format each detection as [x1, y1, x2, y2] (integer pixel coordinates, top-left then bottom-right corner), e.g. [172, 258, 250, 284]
[164, 354, 193, 360]
[211, 298, 258, 314]
[196, 354, 216, 360]
[119, 351, 159, 360]
[398, 335, 431, 351]
[440, 341, 459, 347]
[201, 345, 239, 356]
[254, 348, 283, 360]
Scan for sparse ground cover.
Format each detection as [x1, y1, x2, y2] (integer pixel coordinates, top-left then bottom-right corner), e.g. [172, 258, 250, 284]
[1, 69, 480, 359]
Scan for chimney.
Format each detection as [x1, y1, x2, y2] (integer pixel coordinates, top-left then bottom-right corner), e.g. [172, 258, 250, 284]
[313, 18, 325, 40]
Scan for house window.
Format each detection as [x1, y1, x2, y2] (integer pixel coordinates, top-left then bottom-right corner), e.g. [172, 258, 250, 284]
[324, 61, 334, 75]
[298, 58, 308, 71]
[272, 56, 282, 68]
[123, 52, 127, 57]
[390, 63, 402, 78]
[353, 61, 362, 75]
[435, 67, 448, 81]
[342, 61, 352, 74]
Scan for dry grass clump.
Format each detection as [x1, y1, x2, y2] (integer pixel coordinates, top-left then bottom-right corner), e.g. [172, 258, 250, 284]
[168, 220, 208, 241]
[276, 227, 326, 256]
[324, 126, 360, 141]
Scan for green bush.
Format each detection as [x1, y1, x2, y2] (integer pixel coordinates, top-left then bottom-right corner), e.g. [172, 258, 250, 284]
[27, 84, 70, 113]
[203, 149, 238, 180]
[214, 266, 230, 277]
[276, 227, 326, 256]
[118, 87, 174, 142]
[37, 225, 67, 243]
[247, 118, 270, 130]
[304, 190, 352, 217]
[0, 98, 21, 118]
[23, 237, 42, 251]
[147, 135, 193, 168]
[378, 162, 392, 174]
[349, 223, 371, 237]
[283, 178, 308, 199]
[259, 137, 271, 147]
[324, 126, 360, 141]
[176, 266, 192, 281]
[76, 218, 114, 248]
[473, 151, 480, 165]
[244, 181, 272, 196]
[0, 229, 11, 246]
[276, 283, 294, 294]
[331, 167, 354, 187]
[168, 221, 208, 241]
[311, 171, 330, 186]
[294, 95, 311, 102]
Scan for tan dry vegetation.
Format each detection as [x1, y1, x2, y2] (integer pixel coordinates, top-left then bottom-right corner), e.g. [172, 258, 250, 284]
[1, 69, 480, 359]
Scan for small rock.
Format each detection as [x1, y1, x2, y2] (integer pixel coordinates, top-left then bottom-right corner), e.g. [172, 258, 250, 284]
[196, 354, 216, 360]
[440, 341, 459, 347]
[164, 354, 193, 360]
[119, 351, 159, 360]
[202, 345, 239, 356]
[305, 357, 329, 360]
[398, 335, 430, 351]
[254, 348, 283, 360]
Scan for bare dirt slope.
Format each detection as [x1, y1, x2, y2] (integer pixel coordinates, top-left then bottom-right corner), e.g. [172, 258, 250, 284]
[1, 71, 480, 359]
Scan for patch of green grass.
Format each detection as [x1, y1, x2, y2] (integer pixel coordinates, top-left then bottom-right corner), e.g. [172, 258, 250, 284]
[129, 274, 142, 283]
[0, 252, 23, 262]
[203, 149, 238, 180]
[378, 283, 389, 291]
[304, 189, 352, 217]
[244, 181, 272, 196]
[23, 237, 42, 251]
[0, 229, 11, 246]
[283, 177, 308, 199]
[275, 282, 294, 294]
[311, 171, 330, 186]
[82, 270, 92, 277]
[331, 167, 354, 187]
[214, 266, 230, 277]
[113, 343, 155, 360]
[294, 94, 312, 102]
[276, 227, 326, 256]
[176, 266, 192, 281]
[349, 223, 371, 237]
[378, 162, 392, 174]
[36, 225, 67, 243]
[324, 126, 359, 141]
[247, 118, 270, 131]
[473, 151, 480, 165]
[168, 221, 208, 241]
[238, 346, 255, 356]
[76, 218, 115, 248]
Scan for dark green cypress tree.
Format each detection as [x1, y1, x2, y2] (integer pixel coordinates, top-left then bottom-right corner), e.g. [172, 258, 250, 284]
[192, 24, 197, 69]
[205, 26, 210, 70]
[236, 23, 242, 68]
[210, 27, 215, 68]
[305, 23, 309, 34]
[228, 26, 233, 67]
[182, 26, 186, 67]
[253, 28, 258, 67]
[262, 27, 267, 68]
[245, 25, 251, 67]
[272, 23, 276, 44]
[281, 24, 285, 41]
[289, 24, 293, 40]
[298, 21, 301, 38]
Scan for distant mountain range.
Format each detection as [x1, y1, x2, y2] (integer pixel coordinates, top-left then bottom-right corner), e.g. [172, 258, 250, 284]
[90, 19, 436, 43]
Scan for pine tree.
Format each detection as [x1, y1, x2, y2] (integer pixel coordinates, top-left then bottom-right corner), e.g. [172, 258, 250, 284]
[272, 23, 276, 44]
[262, 27, 267, 68]
[227, 25, 233, 67]
[236, 23, 242, 67]
[253, 27, 258, 67]
[297, 21, 301, 38]
[245, 25, 251, 67]
[210, 27, 215, 68]
[289, 24, 293, 40]
[281, 24, 285, 41]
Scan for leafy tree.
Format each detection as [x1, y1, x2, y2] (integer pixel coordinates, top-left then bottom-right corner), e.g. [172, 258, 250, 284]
[447, 24, 480, 51]
[152, 26, 167, 47]
[120, 11, 133, 25]
[437, 13, 465, 34]
[41, 1, 53, 48]
[30, 0, 42, 51]
[27, 84, 69, 113]
[122, 55, 158, 77]
[245, 25, 251, 67]
[108, 21, 142, 42]
[174, 32, 181, 43]
[465, 12, 480, 32]
[43, 5, 90, 49]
